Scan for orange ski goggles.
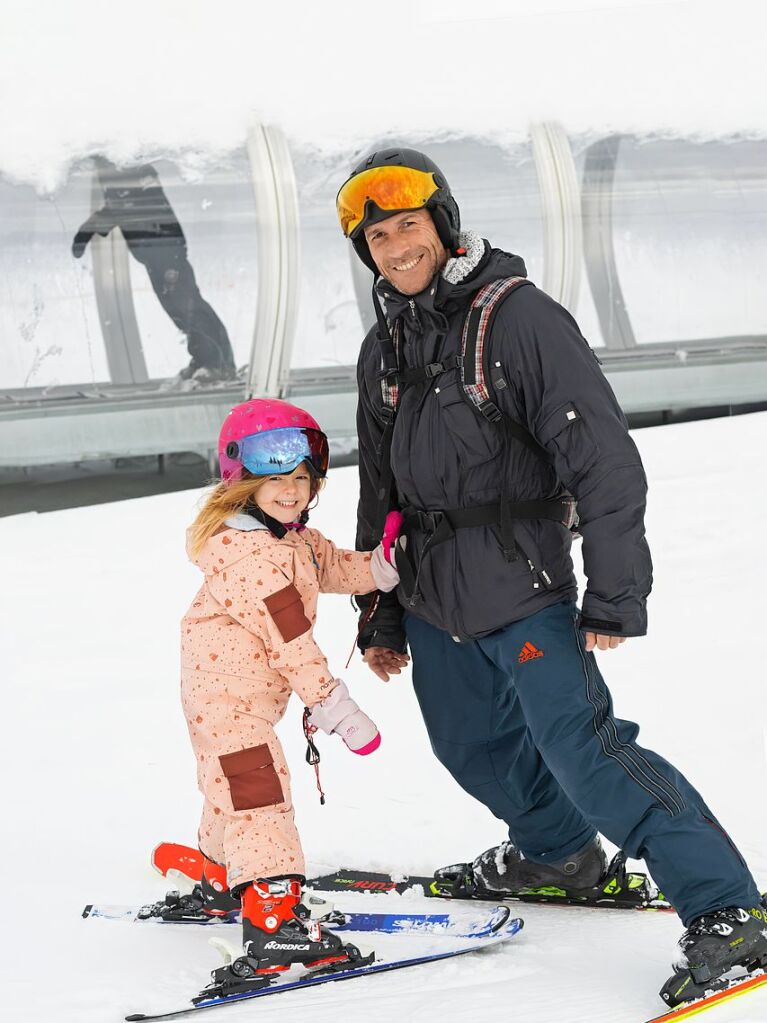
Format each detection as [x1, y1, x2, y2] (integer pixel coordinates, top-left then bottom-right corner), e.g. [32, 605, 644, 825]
[336, 166, 440, 239]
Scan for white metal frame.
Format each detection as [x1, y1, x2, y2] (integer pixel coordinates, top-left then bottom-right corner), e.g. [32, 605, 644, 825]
[530, 121, 582, 314]
[89, 171, 148, 384]
[245, 123, 301, 398]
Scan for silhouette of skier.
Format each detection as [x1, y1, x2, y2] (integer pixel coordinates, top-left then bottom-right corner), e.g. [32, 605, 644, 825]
[72, 158, 237, 384]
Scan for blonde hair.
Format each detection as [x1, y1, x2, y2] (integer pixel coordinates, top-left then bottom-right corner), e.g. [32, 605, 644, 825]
[189, 467, 324, 557]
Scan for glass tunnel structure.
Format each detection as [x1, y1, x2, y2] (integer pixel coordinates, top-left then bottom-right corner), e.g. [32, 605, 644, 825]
[1, 124, 766, 469]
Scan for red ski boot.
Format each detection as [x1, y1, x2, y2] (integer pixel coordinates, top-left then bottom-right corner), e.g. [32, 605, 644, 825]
[202, 878, 373, 998]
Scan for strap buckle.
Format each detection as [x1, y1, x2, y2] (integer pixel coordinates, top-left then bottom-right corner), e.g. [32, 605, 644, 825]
[476, 399, 503, 423]
[414, 510, 443, 534]
[424, 362, 445, 378]
[561, 497, 579, 530]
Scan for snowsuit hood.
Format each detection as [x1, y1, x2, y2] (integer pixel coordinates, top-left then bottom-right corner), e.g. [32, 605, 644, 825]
[186, 523, 264, 574]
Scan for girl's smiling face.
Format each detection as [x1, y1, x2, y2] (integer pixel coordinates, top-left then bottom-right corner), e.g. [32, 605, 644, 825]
[256, 463, 312, 523]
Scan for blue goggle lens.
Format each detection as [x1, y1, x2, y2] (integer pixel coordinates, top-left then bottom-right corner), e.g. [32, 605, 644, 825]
[237, 428, 329, 477]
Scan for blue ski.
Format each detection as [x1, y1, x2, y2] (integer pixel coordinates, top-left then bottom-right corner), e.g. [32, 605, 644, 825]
[124, 913, 523, 1021]
[84, 901, 509, 939]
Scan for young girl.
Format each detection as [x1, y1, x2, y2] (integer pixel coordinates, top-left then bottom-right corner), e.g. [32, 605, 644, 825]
[158, 398, 398, 995]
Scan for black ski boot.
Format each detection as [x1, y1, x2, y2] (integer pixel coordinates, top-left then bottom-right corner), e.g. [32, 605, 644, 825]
[434, 837, 664, 909]
[200, 878, 373, 1000]
[660, 902, 767, 1007]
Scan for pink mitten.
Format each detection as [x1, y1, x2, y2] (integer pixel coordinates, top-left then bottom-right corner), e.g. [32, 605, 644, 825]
[381, 510, 404, 564]
[307, 680, 381, 755]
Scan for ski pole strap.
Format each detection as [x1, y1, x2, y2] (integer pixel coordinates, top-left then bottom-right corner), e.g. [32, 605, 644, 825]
[302, 707, 326, 806]
[346, 592, 380, 668]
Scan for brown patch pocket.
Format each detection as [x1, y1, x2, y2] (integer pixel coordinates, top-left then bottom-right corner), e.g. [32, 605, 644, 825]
[263, 583, 311, 643]
[219, 744, 284, 811]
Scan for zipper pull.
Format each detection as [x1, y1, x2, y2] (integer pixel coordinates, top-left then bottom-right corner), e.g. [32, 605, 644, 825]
[527, 558, 552, 590]
[528, 559, 541, 590]
[408, 298, 422, 332]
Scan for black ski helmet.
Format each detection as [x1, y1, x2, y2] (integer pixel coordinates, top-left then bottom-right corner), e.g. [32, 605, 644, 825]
[338, 147, 461, 273]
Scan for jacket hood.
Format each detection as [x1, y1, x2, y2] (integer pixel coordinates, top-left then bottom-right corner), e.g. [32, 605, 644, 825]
[186, 524, 273, 575]
[376, 230, 527, 324]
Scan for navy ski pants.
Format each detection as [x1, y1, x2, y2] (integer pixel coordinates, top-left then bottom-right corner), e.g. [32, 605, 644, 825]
[405, 600, 760, 925]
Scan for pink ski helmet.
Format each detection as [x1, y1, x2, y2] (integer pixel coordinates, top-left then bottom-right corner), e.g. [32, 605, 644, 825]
[218, 398, 330, 483]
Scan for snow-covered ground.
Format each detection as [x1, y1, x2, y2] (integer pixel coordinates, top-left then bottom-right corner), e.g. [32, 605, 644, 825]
[3, 411, 767, 1022]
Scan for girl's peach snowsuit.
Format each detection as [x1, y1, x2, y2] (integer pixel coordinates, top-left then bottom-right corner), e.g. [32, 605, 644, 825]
[181, 522, 376, 885]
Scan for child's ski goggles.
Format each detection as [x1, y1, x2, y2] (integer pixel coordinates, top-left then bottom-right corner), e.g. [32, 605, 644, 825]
[226, 428, 329, 478]
[336, 166, 439, 239]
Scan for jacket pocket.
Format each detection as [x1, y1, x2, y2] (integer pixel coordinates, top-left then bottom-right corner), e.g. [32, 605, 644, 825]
[435, 383, 501, 469]
[263, 583, 311, 643]
[538, 402, 600, 487]
[219, 743, 285, 810]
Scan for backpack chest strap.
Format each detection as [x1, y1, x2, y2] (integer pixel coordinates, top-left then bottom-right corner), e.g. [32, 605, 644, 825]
[398, 355, 463, 386]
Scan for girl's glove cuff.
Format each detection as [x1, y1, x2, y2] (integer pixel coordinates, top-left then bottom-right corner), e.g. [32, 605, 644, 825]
[307, 680, 381, 755]
[370, 545, 400, 592]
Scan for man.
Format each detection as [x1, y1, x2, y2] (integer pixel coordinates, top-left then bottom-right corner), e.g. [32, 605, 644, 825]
[72, 158, 237, 385]
[336, 147, 766, 1006]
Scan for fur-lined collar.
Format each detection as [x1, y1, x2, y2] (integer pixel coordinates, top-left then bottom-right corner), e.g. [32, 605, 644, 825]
[441, 230, 485, 285]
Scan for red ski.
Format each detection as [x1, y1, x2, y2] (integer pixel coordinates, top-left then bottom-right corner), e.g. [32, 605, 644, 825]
[642, 970, 767, 1021]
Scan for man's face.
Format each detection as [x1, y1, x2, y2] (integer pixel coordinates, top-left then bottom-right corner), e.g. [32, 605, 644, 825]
[363, 209, 449, 296]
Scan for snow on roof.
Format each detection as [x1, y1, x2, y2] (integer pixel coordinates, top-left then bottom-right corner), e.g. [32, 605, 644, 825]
[1, 0, 765, 191]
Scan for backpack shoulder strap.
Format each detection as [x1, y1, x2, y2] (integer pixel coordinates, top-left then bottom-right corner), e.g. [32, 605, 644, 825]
[371, 316, 402, 537]
[379, 317, 402, 416]
[460, 277, 550, 462]
[461, 276, 531, 419]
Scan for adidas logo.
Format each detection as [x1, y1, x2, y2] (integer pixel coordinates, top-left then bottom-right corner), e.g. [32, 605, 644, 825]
[518, 641, 544, 664]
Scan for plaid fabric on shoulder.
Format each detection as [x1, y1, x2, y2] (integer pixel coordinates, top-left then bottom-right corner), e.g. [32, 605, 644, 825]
[460, 276, 528, 409]
[380, 318, 402, 412]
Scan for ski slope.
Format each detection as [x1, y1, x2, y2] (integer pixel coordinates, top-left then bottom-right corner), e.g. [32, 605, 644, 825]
[3, 411, 766, 1022]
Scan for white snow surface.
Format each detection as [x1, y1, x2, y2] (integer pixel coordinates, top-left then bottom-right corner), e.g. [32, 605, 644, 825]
[4, 411, 767, 1021]
[2, 0, 767, 191]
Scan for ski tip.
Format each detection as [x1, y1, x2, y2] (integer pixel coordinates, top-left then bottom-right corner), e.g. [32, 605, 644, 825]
[489, 906, 512, 932]
[82, 904, 93, 918]
[125, 1015, 148, 1021]
[506, 916, 524, 937]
